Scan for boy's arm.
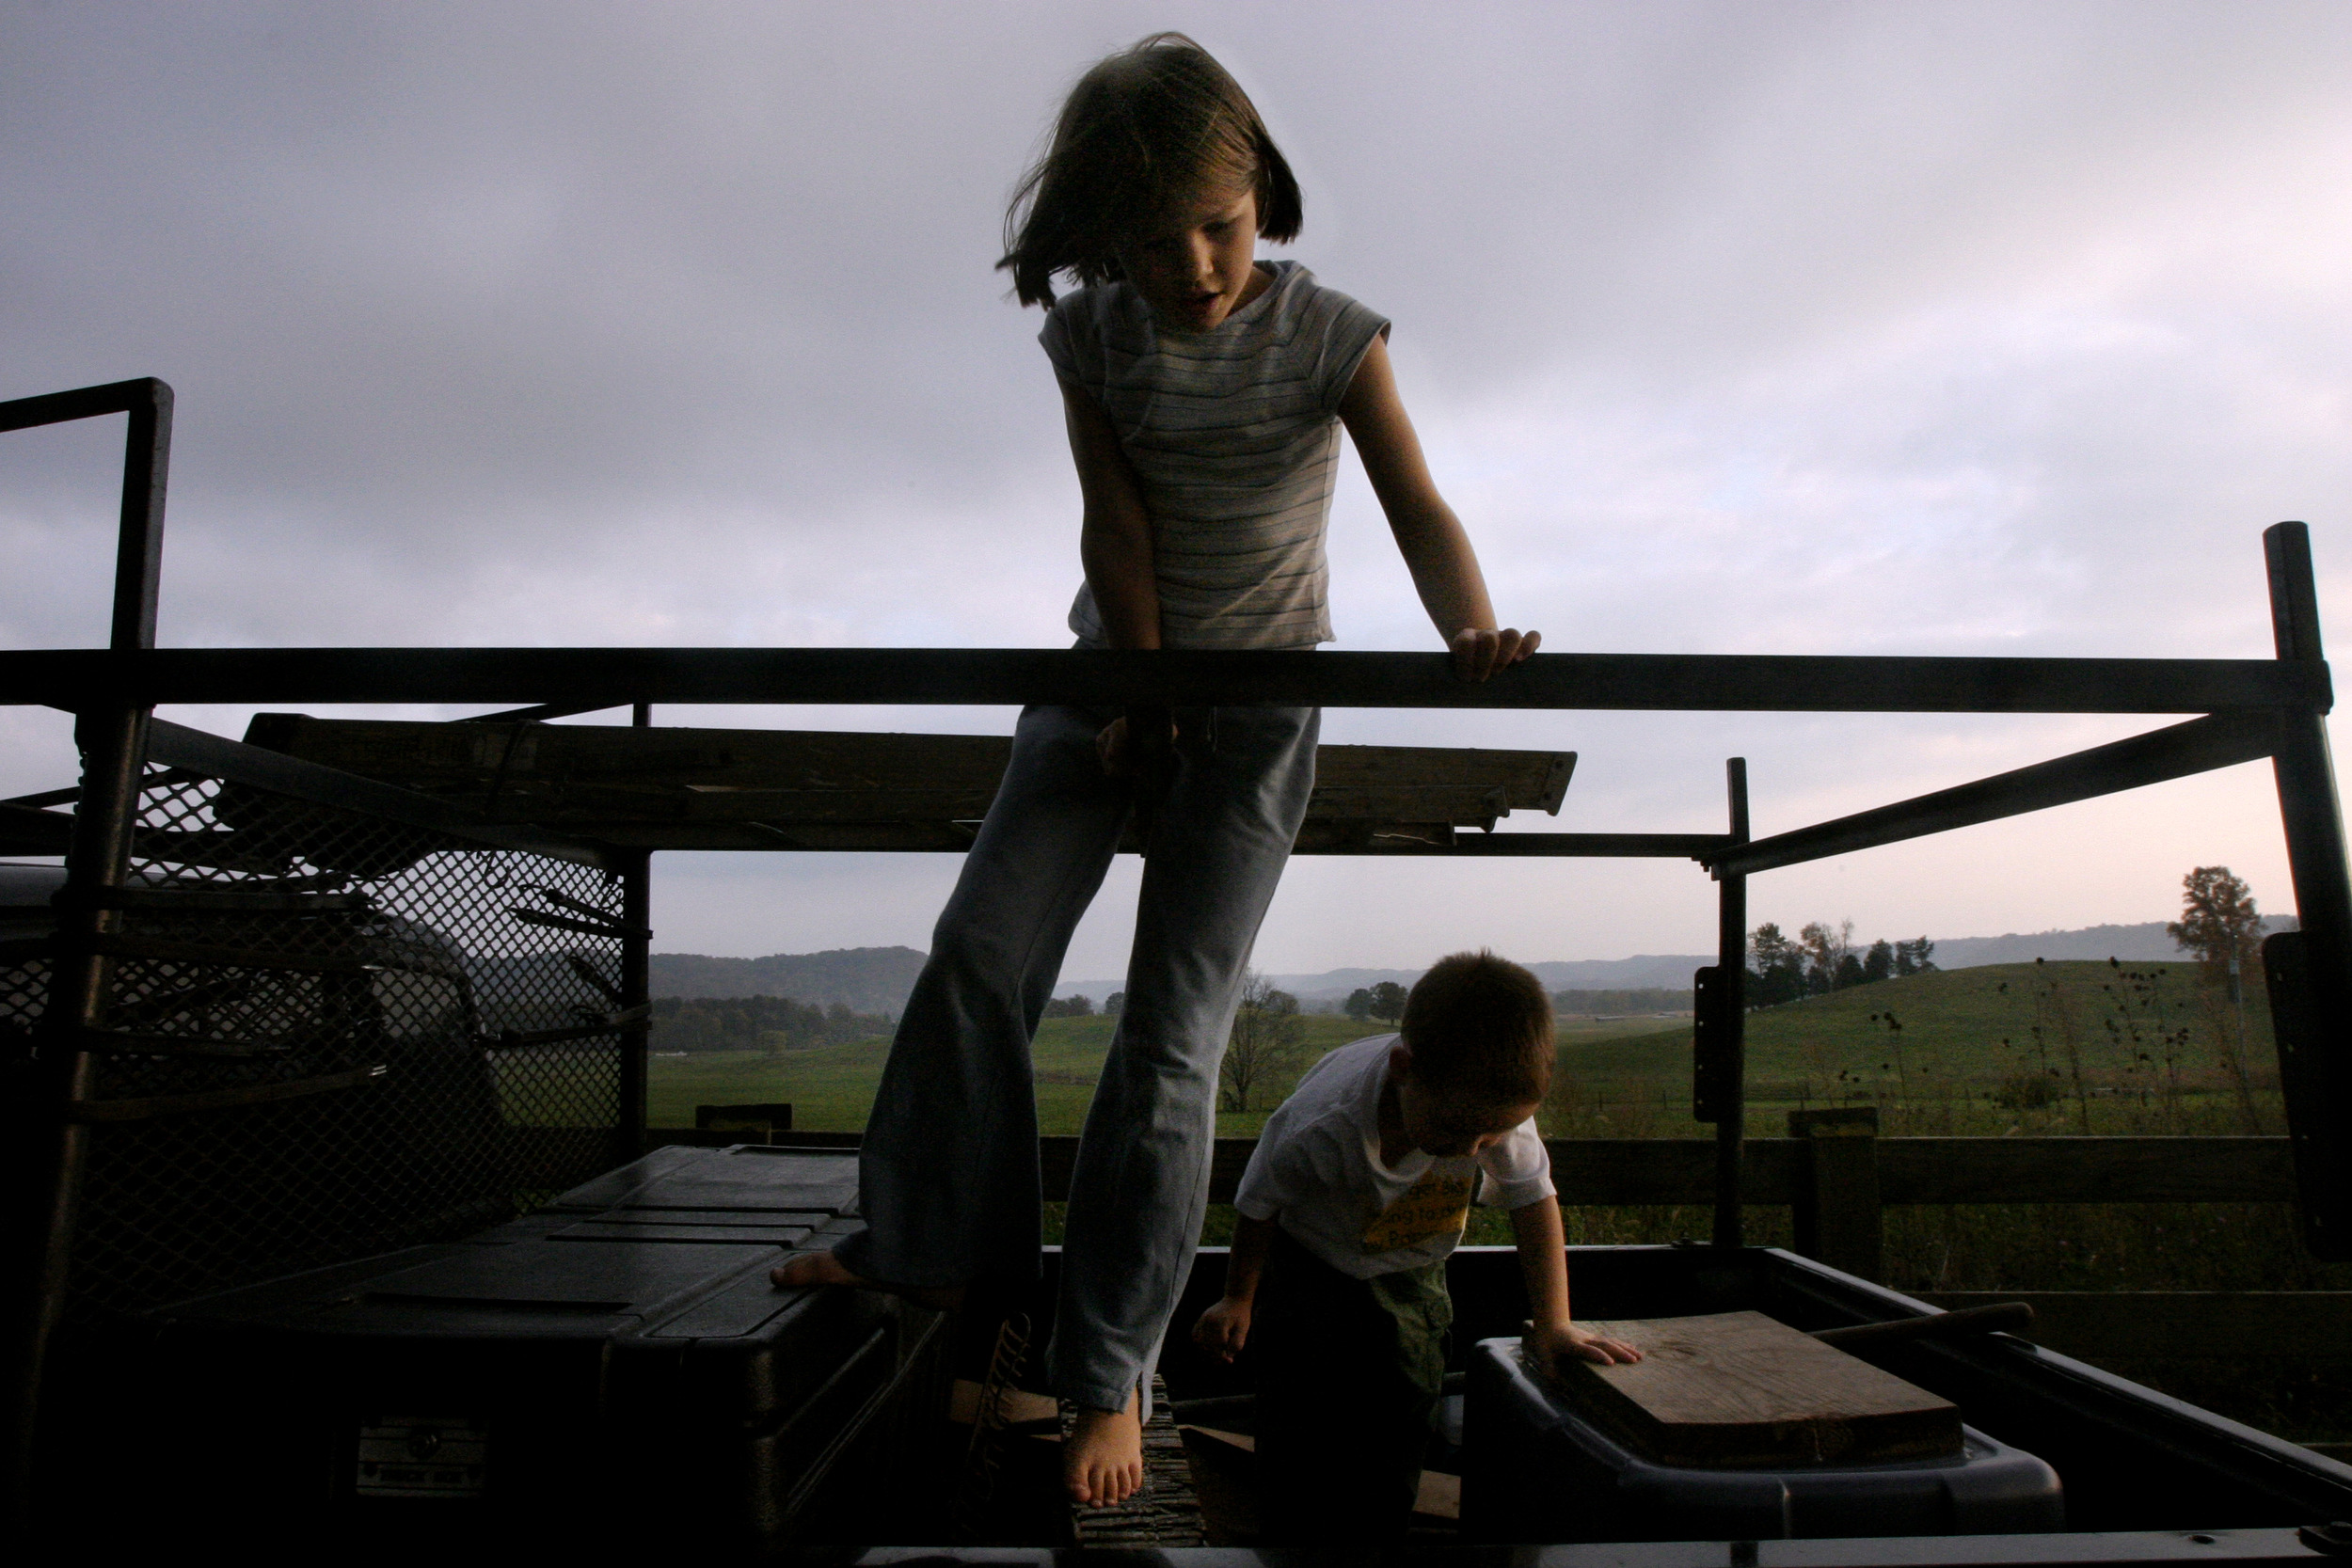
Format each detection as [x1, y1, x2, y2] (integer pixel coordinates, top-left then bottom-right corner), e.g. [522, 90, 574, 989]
[1510, 1196, 1643, 1376]
[1193, 1212, 1276, 1363]
[1337, 336, 1539, 683]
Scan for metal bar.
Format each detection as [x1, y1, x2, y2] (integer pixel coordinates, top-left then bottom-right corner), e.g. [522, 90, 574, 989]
[147, 717, 617, 870]
[111, 381, 171, 652]
[1708, 710, 2284, 878]
[8, 705, 147, 1519]
[87, 932, 463, 978]
[460, 701, 625, 723]
[1327, 832, 1732, 858]
[2263, 521, 2352, 1259]
[2, 646, 2325, 714]
[782, 1132, 2295, 1205]
[488, 1006, 649, 1050]
[0, 378, 168, 436]
[1711, 758, 1749, 1248]
[65, 1064, 385, 1123]
[617, 703, 652, 1164]
[3, 379, 172, 1522]
[507, 908, 652, 942]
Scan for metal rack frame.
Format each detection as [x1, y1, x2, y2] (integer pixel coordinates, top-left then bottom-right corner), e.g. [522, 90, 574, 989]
[6, 377, 2347, 1517]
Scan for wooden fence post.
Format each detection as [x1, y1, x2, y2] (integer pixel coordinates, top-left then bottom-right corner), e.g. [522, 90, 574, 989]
[1788, 1106, 1883, 1281]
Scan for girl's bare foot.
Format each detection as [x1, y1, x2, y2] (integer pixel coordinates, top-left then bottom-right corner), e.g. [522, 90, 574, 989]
[1064, 1387, 1144, 1506]
[769, 1249, 964, 1312]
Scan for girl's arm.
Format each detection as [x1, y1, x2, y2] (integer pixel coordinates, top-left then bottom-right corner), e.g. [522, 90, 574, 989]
[1062, 384, 1173, 776]
[1510, 1196, 1642, 1376]
[1192, 1212, 1276, 1363]
[1062, 384, 1161, 651]
[1338, 336, 1540, 682]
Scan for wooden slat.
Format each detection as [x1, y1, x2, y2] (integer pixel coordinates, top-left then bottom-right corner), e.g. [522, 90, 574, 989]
[1876, 1136, 2296, 1204]
[1560, 1310, 1960, 1465]
[1916, 1292, 2352, 1363]
[243, 717, 1576, 835]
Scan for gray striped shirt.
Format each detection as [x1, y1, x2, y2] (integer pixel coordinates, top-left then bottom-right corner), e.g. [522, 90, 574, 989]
[1041, 261, 1390, 650]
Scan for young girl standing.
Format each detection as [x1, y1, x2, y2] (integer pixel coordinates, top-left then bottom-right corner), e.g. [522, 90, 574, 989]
[775, 34, 1540, 1507]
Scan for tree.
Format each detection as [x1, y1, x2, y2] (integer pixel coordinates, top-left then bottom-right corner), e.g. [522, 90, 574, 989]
[1221, 973, 1306, 1113]
[1862, 939, 1895, 984]
[2169, 865, 2262, 985]
[1800, 920, 1853, 993]
[1367, 980, 1408, 1022]
[1104, 990, 1125, 1017]
[1747, 922, 1806, 1007]
[1343, 987, 1375, 1021]
[1041, 992, 1094, 1019]
[1894, 937, 1935, 974]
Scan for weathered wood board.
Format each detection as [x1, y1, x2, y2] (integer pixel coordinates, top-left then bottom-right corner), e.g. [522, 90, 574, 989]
[1549, 1310, 1962, 1468]
[240, 714, 1574, 852]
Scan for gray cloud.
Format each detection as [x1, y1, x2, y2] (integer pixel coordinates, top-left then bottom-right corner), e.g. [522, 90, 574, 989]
[4, 1, 2347, 974]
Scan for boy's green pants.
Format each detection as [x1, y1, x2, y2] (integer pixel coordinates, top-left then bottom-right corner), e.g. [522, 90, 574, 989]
[1251, 1226, 1452, 1544]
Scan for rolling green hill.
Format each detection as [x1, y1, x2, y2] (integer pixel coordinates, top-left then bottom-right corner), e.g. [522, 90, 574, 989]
[650, 959, 2278, 1137]
[1546, 958, 2280, 1137]
[649, 1009, 1692, 1135]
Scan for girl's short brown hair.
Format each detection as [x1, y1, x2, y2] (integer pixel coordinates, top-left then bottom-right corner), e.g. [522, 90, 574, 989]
[999, 33, 1302, 308]
[1400, 951, 1556, 1105]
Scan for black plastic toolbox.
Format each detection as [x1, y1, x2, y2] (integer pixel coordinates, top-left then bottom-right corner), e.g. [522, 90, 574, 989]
[123, 1144, 945, 1549]
[1463, 1334, 2065, 1543]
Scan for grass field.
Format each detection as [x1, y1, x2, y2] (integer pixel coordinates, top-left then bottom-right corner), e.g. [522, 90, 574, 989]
[646, 959, 2350, 1441]
[652, 958, 2281, 1140]
[647, 1010, 1690, 1136]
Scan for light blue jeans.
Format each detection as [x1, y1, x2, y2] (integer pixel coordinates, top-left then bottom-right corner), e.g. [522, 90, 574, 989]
[835, 701, 1320, 1412]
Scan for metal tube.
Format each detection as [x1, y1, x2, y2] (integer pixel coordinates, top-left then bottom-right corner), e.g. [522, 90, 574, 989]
[5, 376, 169, 1522]
[0, 645, 2323, 716]
[8, 705, 149, 1516]
[1712, 758, 1750, 1249]
[616, 703, 653, 1160]
[2263, 523, 2352, 1256]
[1708, 710, 2280, 879]
[110, 382, 172, 653]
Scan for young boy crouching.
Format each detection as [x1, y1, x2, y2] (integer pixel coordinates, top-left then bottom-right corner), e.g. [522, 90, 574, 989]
[1192, 950, 1640, 1543]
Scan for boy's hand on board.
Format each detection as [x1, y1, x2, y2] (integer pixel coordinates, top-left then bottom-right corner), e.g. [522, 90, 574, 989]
[1452, 626, 1540, 682]
[1526, 1318, 1642, 1380]
[1191, 1295, 1253, 1363]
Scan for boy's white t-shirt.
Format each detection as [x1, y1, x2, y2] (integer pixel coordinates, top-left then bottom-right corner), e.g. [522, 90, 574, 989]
[1232, 1034, 1554, 1280]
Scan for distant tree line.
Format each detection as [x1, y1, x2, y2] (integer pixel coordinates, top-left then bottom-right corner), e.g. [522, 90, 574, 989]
[1551, 988, 1694, 1017]
[649, 994, 895, 1054]
[1343, 982, 1408, 1022]
[1747, 921, 1934, 1007]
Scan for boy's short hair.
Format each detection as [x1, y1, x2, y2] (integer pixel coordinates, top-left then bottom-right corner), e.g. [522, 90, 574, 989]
[1399, 951, 1554, 1104]
[999, 32, 1303, 307]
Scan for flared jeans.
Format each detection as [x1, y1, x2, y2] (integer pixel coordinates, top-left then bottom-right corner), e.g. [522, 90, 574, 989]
[834, 701, 1319, 1412]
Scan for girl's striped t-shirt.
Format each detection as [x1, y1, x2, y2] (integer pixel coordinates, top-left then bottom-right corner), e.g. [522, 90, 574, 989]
[1040, 260, 1390, 651]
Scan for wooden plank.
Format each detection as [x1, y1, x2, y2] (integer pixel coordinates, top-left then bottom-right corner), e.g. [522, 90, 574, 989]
[1553, 1310, 1961, 1467]
[243, 717, 1576, 832]
[1916, 1292, 2352, 1363]
[1875, 1137, 2296, 1204]
[671, 1134, 2289, 1209]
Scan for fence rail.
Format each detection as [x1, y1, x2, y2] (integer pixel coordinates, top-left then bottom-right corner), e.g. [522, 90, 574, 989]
[654, 1130, 2296, 1210]
[645, 1127, 2338, 1374]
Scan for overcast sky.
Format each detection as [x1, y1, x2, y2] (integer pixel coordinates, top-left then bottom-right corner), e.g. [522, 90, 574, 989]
[5, 1, 2349, 980]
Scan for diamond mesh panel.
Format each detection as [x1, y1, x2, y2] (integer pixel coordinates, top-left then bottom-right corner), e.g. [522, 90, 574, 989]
[23, 765, 629, 1318]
